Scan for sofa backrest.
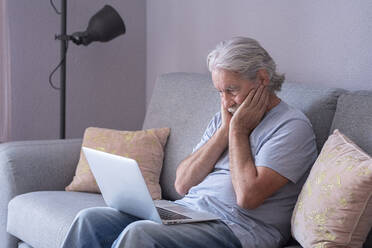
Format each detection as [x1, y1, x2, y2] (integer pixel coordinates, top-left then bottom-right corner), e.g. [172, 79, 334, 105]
[143, 72, 347, 201]
[330, 91, 372, 154]
[276, 83, 347, 151]
[143, 73, 218, 200]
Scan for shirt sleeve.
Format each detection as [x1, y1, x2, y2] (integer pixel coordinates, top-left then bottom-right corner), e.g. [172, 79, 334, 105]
[192, 112, 221, 153]
[254, 119, 318, 183]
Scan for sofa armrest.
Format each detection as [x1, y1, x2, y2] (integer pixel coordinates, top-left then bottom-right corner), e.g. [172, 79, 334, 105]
[0, 138, 82, 248]
[0, 139, 82, 194]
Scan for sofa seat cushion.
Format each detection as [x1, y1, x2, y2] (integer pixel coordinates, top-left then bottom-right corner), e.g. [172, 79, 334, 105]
[8, 191, 304, 248]
[7, 191, 105, 248]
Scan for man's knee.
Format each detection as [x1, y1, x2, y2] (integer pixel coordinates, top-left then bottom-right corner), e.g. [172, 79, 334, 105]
[73, 207, 110, 227]
[75, 207, 97, 220]
[125, 220, 159, 236]
[118, 220, 163, 246]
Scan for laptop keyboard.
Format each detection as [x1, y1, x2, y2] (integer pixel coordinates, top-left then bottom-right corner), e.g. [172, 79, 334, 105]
[156, 207, 191, 220]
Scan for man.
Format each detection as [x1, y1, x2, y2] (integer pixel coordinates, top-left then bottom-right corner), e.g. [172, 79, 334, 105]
[61, 37, 317, 248]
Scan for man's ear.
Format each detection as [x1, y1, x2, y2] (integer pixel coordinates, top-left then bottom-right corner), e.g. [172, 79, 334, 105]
[257, 69, 270, 86]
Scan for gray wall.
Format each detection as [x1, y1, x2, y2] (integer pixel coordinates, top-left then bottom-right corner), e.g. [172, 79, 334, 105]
[7, 0, 146, 141]
[147, 0, 372, 105]
[5, 1, 372, 140]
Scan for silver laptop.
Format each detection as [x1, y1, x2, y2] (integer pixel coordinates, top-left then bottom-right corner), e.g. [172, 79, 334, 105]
[82, 147, 219, 225]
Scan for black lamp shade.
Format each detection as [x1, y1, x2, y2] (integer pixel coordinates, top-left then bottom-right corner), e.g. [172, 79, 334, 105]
[77, 5, 126, 46]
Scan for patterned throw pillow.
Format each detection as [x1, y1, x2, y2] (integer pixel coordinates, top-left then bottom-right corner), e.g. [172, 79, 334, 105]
[291, 129, 372, 248]
[65, 127, 170, 200]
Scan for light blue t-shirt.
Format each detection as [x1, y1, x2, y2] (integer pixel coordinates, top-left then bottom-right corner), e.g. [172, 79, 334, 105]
[175, 101, 318, 247]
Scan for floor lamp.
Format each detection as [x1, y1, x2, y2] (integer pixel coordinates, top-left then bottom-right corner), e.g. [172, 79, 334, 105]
[50, 1, 126, 139]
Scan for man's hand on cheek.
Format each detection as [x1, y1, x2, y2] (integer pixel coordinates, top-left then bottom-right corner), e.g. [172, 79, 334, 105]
[230, 85, 270, 135]
[220, 101, 232, 132]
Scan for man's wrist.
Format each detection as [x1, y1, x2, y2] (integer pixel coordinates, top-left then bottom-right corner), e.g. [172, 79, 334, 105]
[216, 126, 229, 147]
[230, 127, 253, 138]
[230, 122, 252, 136]
[219, 124, 229, 134]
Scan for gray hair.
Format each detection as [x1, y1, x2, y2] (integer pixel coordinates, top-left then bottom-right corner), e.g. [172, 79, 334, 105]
[207, 37, 285, 92]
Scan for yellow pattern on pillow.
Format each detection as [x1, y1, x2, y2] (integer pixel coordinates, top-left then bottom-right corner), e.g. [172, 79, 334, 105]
[65, 127, 170, 200]
[291, 129, 372, 248]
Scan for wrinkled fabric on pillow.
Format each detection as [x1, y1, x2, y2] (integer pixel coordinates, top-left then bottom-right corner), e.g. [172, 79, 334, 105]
[291, 129, 372, 248]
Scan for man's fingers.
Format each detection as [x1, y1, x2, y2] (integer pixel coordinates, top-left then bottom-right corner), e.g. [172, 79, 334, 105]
[251, 85, 265, 106]
[241, 87, 258, 107]
[259, 90, 270, 116]
[257, 86, 269, 109]
[239, 85, 269, 115]
[264, 90, 270, 109]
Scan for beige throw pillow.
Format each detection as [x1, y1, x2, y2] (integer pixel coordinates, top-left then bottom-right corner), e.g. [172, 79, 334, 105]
[291, 129, 372, 248]
[65, 127, 170, 200]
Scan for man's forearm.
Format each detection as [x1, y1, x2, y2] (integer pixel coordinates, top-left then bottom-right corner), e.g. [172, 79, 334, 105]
[229, 129, 259, 208]
[175, 128, 228, 195]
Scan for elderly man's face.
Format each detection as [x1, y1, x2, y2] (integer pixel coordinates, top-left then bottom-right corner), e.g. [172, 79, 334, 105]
[212, 69, 259, 114]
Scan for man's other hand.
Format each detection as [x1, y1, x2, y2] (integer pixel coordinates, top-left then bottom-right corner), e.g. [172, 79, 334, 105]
[220, 101, 232, 133]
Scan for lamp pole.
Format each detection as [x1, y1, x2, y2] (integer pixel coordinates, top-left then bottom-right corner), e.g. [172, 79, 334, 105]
[60, 0, 67, 139]
[52, 2, 125, 139]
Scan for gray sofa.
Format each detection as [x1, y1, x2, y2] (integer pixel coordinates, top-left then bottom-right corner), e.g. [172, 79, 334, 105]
[1, 72, 372, 248]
